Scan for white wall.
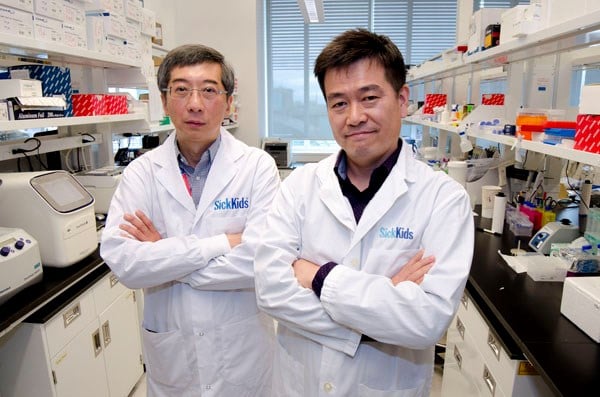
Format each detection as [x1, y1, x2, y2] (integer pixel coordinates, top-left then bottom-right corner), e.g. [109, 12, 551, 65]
[144, 0, 263, 148]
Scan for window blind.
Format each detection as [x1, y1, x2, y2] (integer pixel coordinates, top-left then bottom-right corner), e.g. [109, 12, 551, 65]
[266, 0, 457, 140]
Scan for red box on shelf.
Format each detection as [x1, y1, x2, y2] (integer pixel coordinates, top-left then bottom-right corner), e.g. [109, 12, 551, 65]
[423, 94, 447, 114]
[481, 93, 504, 105]
[103, 94, 128, 115]
[72, 94, 105, 116]
[575, 114, 600, 154]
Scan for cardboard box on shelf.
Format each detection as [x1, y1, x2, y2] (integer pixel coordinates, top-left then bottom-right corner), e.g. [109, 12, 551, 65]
[0, 79, 43, 98]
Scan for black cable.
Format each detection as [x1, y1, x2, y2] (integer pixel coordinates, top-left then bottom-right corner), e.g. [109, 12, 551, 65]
[81, 133, 96, 143]
[13, 137, 45, 171]
[565, 160, 588, 209]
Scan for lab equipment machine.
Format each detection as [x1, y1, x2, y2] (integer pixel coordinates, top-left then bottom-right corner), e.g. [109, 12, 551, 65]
[0, 171, 97, 267]
[528, 219, 580, 255]
[74, 166, 124, 214]
[262, 139, 291, 168]
[0, 227, 43, 305]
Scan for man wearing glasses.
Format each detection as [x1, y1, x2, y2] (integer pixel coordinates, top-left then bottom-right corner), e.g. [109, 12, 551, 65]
[101, 44, 279, 396]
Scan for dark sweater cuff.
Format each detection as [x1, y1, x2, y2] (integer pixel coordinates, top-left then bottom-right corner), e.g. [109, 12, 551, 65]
[312, 261, 338, 298]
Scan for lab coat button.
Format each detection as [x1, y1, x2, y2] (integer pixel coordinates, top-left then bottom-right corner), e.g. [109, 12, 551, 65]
[351, 259, 359, 268]
[205, 385, 212, 390]
[323, 382, 333, 392]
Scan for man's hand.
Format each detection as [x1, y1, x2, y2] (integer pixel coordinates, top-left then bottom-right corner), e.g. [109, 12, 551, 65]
[391, 249, 434, 286]
[119, 210, 161, 242]
[292, 258, 320, 289]
[226, 233, 243, 248]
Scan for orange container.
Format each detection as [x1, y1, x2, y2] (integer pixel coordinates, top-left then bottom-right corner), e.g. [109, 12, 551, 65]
[516, 113, 547, 126]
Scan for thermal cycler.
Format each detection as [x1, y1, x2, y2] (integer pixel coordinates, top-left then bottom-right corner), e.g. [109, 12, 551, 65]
[0, 171, 97, 267]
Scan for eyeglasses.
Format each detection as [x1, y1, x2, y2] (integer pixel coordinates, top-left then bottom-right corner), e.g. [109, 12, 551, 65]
[162, 86, 228, 100]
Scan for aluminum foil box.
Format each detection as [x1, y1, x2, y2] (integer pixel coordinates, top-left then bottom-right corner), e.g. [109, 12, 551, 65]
[8, 65, 73, 116]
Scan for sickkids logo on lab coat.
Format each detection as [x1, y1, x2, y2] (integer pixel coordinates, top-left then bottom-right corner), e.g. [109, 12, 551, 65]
[379, 226, 414, 240]
[213, 197, 250, 211]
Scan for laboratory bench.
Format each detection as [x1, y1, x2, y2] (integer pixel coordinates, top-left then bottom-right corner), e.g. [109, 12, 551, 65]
[470, 215, 600, 397]
[0, 247, 107, 339]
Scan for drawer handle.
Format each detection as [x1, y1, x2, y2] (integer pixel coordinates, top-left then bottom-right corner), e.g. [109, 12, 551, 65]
[461, 294, 468, 309]
[453, 345, 462, 370]
[487, 331, 500, 360]
[62, 303, 81, 328]
[92, 328, 102, 357]
[109, 274, 119, 287]
[456, 316, 465, 340]
[483, 365, 496, 396]
[102, 320, 112, 347]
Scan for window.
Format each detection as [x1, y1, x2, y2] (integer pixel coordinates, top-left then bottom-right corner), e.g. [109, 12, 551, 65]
[473, 0, 529, 10]
[265, 0, 457, 142]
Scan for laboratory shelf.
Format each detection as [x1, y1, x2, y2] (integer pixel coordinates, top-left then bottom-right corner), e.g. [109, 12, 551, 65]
[408, 10, 600, 83]
[403, 116, 462, 134]
[403, 114, 600, 167]
[0, 113, 146, 131]
[469, 130, 600, 167]
[0, 32, 141, 69]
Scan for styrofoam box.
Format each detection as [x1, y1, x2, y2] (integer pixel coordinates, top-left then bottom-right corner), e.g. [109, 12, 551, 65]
[86, 11, 126, 39]
[500, 4, 545, 44]
[467, 8, 504, 55]
[102, 35, 126, 57]
[560, 276, 600, 343]
[124, 0, 141, 22]
[33, 0, 64, 20]
[0, 5, 33, 38]
[1, 0, 33, 12]
[140, 6, 154, 36]
[62, 0, 85, 25]
[0, 79, 42, 98]
[33, 14, 63, 44]
[86, 13, 103, 51]
[125, 18, 140, 43]
[545, 0, 587, 27]
[63, 21, 86, 48]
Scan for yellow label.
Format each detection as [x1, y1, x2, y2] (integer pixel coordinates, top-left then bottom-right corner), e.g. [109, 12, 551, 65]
[518, 361, 538, 376]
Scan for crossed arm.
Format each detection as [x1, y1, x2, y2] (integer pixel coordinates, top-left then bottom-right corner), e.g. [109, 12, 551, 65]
[293, 248, 434, 290]
[119, 209, 242, 248]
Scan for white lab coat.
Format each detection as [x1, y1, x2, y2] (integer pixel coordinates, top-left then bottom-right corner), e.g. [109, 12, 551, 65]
[101, 129, 279, 397]
[255, 139, 474, 397]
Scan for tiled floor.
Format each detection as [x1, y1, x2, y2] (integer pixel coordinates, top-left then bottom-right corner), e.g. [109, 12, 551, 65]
[128, 365, 444, 397]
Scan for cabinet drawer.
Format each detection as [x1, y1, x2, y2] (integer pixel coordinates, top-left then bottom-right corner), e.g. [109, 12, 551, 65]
[44, 289, 97, 359]
[459, 294, 554, 396]
[443, 314, 485, 396]
[92, 272, 127, 314]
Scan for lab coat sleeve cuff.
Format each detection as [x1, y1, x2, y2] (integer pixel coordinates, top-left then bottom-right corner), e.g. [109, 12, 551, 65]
[203, 233, 231, 258]
[312, 261, 338, 298]
[319, 264, 348, 306]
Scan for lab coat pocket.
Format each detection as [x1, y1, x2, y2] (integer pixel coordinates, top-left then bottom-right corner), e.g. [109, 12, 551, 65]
[272, 339, 305, 397]
[205, 215, 247, 234]
[364, 248, 421, 278]
[220, 313, 274, 388]
[358, 383, 426, 397]
[142, 327, 194, 388]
